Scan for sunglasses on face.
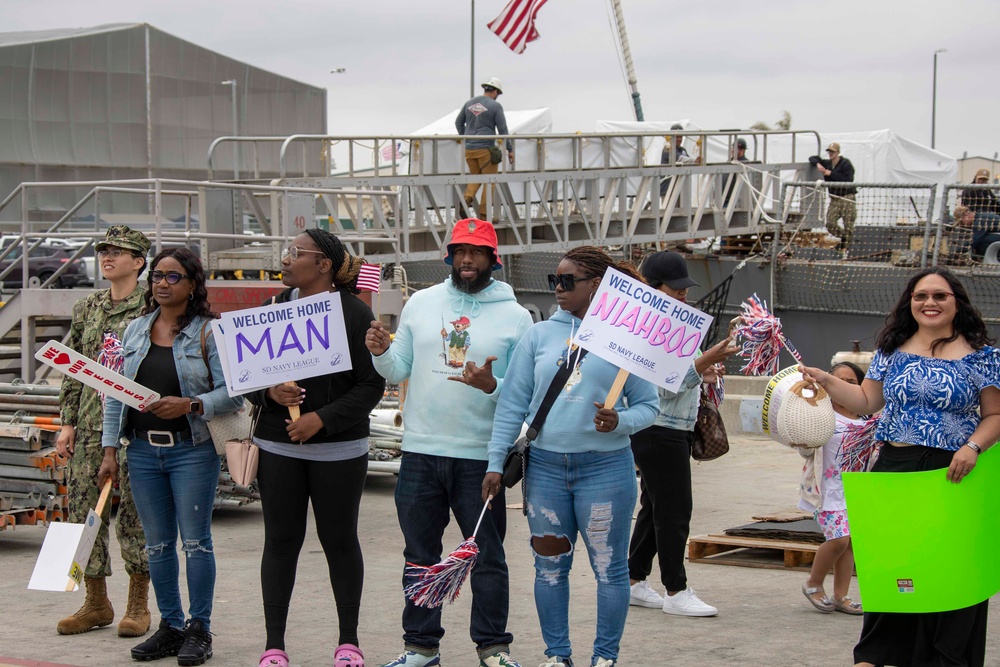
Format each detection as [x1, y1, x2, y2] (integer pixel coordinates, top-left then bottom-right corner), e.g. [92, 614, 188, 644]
[911, 291, 954, 303]
[282, 246, 325, 261]
[548, 273, 591, 291]
[150, 270, 190, 285]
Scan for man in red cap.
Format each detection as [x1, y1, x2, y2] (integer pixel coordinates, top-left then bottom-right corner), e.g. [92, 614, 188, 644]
[365, 219, 532, 667]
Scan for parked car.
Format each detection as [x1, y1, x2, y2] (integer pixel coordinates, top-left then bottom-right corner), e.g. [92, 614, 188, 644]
[0, 239, 88, 288]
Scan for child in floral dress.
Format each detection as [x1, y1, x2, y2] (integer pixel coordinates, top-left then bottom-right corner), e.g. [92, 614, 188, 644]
[798, 362, 866, 615]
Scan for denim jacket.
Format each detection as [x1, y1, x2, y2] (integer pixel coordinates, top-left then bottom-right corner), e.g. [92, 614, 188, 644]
[654, 353, 703, 432]
[101, 310, 244, 449]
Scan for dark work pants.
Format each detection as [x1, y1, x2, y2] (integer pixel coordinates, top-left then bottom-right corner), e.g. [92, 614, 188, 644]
[627, 425, 693, 592]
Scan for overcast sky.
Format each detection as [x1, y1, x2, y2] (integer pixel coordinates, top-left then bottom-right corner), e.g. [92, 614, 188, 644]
[6, 0, 1000, 162]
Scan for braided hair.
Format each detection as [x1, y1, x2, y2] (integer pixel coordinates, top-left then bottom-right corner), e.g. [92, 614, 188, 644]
[562, 246, 644, 283]
[303, 228, 366, 294]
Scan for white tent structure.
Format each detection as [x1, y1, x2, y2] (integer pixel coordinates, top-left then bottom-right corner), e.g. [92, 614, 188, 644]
[814, 130, 957, 185]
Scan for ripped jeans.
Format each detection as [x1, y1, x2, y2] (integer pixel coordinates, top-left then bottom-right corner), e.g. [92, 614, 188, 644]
[125, 436, 221, 631]
[525, 446, 637, 664]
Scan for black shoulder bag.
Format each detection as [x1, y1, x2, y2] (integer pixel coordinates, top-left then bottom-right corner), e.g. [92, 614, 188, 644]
[502, 349, 588, 513]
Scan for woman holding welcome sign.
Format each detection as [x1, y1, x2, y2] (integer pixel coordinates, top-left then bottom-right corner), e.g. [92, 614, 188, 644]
[245, 229, 385, 667]
[483, 246, 659, 667]
[800, 267, 1000, 667]
[100, 248, 244, 665]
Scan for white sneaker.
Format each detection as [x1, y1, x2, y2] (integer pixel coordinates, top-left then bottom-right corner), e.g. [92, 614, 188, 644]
[480, 652, 523, 667]
[629, 580, 664, 608]
[538, 657, 573, 667]
[593, 659, 616, 667]
[661, 587, 718, 616]
[380, 650, 441, 667]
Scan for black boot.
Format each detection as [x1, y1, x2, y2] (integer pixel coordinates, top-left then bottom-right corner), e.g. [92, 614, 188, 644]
[130, 619, 184, 661]
[177, 619, 213, 666]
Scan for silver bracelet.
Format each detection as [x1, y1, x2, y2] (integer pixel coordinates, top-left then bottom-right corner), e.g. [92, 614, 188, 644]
[964, 441, 982, 454]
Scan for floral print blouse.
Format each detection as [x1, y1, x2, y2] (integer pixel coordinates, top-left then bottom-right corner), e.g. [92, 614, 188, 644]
[866, 346, 1000, 451]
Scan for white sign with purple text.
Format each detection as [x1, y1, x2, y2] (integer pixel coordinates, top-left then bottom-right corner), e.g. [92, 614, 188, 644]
[214, 291, 352, 396]
[572, 268, 712, 389]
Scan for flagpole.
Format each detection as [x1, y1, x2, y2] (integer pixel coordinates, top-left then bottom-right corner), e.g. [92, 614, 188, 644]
[470, 0, 475, 98]
[610, 0, 644, 121]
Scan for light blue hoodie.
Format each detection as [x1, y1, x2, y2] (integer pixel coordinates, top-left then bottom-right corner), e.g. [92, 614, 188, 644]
[486, 308, 659, 473]
[372, 277, 533, 460]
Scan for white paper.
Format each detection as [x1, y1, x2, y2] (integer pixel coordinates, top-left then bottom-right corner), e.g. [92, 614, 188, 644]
[572, 268, 712, 390]
[28, 523, 85, 592]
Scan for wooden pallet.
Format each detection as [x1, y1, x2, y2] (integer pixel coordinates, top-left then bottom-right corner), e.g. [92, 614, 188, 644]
[688, 534, 819, 571]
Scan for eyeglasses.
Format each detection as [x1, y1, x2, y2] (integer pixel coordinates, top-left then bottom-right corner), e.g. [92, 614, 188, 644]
[97, 248, 133, 260]
[548, 274, 592, 291]
[282, 246, 326, 261]
[911, 291, 954, 303]
[150, 270, 191, 285]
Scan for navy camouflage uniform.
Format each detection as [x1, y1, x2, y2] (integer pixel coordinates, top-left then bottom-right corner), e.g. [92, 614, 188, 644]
[60, 283, 148, 578]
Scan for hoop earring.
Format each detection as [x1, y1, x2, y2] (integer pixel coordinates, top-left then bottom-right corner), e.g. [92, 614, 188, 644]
[188, 292, 194, 301]
[588, 290, 595, 305]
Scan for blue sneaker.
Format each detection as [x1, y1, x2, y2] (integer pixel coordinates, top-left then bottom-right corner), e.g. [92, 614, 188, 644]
[379, 650, 441, 667]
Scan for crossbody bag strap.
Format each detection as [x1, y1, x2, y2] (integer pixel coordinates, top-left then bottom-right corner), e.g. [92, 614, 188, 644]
[525, 348, 589, 442]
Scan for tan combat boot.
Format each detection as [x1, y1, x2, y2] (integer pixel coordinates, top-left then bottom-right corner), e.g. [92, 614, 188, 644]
[56, 575, 115, 634]
[117, 573, 151, 637]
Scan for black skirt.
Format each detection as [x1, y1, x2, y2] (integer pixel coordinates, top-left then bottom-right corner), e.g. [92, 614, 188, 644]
[853, 444, 989, 667]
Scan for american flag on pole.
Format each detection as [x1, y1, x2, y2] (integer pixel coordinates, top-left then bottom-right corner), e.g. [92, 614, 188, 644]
[357, 263, 381, 293]
[488, 0, 550, 54]
[381, 141, 403, 162]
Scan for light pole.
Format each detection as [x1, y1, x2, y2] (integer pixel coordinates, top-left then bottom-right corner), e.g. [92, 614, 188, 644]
[931, 48, 946, 150]
[220, 79, 239, 179]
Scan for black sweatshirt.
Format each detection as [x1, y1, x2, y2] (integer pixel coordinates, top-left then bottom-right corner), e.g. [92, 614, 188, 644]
[245, 288, 385, 445]
[815, 156, 856, 196]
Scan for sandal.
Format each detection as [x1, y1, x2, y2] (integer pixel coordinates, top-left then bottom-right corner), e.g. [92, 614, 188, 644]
[335, 643, 364, 667]
[802, 583, 834, 613]
[832, 595, 863, 615]
[259, 648, 290, 667]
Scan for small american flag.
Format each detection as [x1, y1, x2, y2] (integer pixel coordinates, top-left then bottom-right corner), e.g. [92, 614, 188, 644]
[357, 263, 381, 293]
[488, 0, 550, 54]
[381, 141, 403, 162]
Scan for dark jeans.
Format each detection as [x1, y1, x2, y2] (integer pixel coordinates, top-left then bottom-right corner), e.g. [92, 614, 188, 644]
[627, 426, 693, 592]
[394, 451, 512, 656]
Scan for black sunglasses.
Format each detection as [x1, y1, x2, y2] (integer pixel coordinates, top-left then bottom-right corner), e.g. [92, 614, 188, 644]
[548, 273, 592, 291]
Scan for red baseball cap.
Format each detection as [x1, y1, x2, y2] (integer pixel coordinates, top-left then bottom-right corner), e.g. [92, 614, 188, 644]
[445, 218, 503, 270]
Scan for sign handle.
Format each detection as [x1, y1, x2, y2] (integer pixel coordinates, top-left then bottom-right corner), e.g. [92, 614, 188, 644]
[603, 368, 630, 408]
[94, 478, 114, 516]
[284, 381, 301, 421]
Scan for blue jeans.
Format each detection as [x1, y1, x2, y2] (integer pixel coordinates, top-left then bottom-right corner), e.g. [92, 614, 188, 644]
[126, 436, 221, 632]
[972, 212, 1000, 255]
[526, 446, 637, 665]
[394, 452, 512, 656]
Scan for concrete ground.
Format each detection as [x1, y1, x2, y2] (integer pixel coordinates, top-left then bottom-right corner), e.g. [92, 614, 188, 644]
[1, 434, 997, 667]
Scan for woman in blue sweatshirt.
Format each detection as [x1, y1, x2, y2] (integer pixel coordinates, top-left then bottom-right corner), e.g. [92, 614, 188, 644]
[484, 246, 659, 667]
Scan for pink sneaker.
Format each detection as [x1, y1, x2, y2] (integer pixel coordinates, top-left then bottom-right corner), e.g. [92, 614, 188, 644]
[259, 648, 290, 667]
[335, 643, 364, 667]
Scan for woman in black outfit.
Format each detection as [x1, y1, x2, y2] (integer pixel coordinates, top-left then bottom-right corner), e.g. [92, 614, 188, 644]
[248, 229, 385, 667]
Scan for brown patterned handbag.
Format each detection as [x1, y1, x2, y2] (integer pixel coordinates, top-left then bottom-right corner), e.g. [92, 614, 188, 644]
[692, 392, 729, 461]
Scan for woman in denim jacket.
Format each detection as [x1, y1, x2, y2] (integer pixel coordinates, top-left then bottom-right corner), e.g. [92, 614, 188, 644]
[100, 248, 243, 667]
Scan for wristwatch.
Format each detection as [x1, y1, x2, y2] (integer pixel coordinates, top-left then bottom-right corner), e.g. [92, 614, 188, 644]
[189, 399, 203, 415]
[964, 441, 982, 454]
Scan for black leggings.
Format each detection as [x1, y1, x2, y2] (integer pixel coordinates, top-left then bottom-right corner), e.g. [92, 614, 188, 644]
[257, 448, 368, 650]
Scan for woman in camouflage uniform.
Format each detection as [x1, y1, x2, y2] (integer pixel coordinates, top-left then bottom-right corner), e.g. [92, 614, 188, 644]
[56, 225, 152, 637]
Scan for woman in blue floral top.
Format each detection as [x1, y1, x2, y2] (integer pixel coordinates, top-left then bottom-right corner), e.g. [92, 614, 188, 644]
[801, 267, 1000, 667]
